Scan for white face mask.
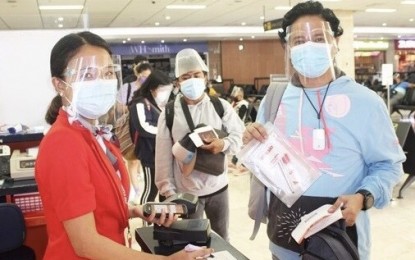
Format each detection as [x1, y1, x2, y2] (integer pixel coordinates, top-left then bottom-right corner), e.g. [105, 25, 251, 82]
[70, 79, 117, 119]
[154, 85, 173, 108]
[290, 41, 333, 78]
[180, 78, 206, 100]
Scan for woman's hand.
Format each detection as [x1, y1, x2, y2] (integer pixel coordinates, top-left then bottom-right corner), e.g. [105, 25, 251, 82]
[130, 205, 178, 227]
[168, 248, 214, 260]
[243, 122, 268, 144]
[328, 194, 364, 226]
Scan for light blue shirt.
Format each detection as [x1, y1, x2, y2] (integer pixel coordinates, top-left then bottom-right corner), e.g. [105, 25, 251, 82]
[257, 76, 405, 260]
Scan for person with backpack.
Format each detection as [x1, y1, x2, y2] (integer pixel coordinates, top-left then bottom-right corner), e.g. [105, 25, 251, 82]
[155, 48, 244, 241]
[129, 70, 173, 206]
[242, 1, 405, 259]
[116, 63, 152, 204]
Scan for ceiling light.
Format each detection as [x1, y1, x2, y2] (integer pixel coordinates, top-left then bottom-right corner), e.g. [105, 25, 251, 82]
[183, 39, 187, 42]
[122, 40, 126, 44]
[365, 8, 396, 13]
[274, 6, 291, 10]
[251, 35, 255, 39]
[238, 44, 244, 51]
[58, 17, 64, 22]
[239, 38, 243, 41]
[39, 5, 83, 10]
[127, 38, 131, 41]
[165, 15, 171, 20]
[166, 5, 206, 10]
[241, 22, 246, 26]
[58, 24, 63, 28]
[410, 18, 414, 22]
[141, 40, 145, 44]
[401, 0, 415, 4]
[259, 16, 264, 20]
[382, 23, 387, 26]
[161, 40, 165, 43]
[155, 22, 160, 26]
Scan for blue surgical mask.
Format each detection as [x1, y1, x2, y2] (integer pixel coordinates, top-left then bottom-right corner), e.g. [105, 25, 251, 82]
[180, 78, 206, 100]
[290, 41, 332, 78]
[71, 79, 117, 119]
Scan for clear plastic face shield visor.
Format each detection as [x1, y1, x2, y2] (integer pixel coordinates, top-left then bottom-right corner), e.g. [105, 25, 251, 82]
[63, 55, 122, 124]
[284, 21, 338, 86]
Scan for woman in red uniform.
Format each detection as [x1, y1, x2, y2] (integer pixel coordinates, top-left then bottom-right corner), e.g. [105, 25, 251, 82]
[35, 31, 212, 260]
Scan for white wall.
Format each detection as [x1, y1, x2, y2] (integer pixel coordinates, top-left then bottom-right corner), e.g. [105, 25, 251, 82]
[0, 30, 76, 127]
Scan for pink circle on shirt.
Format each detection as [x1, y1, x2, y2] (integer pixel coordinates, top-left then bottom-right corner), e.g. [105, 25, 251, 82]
[324, 95, 351, 118]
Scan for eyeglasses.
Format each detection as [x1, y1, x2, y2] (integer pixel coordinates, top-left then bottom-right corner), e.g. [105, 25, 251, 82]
[286, 29, 334, 47]
[64, 64, 121, 82]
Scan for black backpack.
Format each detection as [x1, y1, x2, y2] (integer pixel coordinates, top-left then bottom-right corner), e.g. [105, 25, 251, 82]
[165, 95, 224, 133]
[301, 221, 359, 260]
[244, 103, 257, 124]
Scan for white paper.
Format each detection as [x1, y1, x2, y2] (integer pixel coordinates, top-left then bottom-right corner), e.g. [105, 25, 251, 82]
[211, 251, 237, 260]
[189, 125, 218, 147]
[237, 122, 322, 208]
[291, 204, 343, 244]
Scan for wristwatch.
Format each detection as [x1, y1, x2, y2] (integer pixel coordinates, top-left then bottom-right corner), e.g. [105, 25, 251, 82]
[356, 189, 374, 210]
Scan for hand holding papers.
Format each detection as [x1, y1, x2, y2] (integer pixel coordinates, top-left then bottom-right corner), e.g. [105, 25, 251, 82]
[291, 204, 343, 244]
[238, 122, 321, 207]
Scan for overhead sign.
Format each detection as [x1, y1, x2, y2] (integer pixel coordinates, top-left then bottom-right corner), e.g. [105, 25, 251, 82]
[395, 40, 415, 50]
[110, 42, 208, 55]
[353, 41, 389, 50]
[263, 18, 283, 31]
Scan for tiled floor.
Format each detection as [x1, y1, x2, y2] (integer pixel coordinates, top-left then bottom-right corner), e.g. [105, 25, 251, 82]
[129, 170, 415, 259]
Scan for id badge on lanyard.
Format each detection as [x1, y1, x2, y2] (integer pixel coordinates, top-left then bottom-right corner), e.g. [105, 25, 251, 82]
[312, 128, 325, 150]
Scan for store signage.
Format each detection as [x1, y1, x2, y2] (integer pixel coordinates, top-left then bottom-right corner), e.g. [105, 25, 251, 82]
[110, 42, 208, 55]
[353, 41, 389, 50]
[263, 18, 283, 31]
[395, 40, 415, 50]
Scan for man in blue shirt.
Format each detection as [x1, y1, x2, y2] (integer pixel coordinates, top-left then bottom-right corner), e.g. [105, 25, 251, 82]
[242, 1, 405, 259]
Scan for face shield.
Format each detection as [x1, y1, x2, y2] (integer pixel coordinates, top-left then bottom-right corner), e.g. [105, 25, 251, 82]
[284, 21, 338, 86]
[63, 55, 122, 124]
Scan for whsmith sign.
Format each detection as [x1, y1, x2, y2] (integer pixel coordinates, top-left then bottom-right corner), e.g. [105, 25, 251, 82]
[110, 42, 208, 55]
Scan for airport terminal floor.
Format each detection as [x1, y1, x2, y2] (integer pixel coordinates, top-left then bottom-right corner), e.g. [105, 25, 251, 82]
[129, 167, 415, 260]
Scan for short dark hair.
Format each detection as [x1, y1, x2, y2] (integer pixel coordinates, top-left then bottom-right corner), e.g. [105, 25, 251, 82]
[278, 0, 343, 43]
[133, 55, 148, 65]
[135, 63, 152, 74]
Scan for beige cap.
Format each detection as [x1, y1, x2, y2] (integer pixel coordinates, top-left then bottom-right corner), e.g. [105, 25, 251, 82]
[175, 48, 209, 78]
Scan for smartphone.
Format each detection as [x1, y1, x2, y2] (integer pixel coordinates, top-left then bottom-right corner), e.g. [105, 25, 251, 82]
[143, 203, 188, 218]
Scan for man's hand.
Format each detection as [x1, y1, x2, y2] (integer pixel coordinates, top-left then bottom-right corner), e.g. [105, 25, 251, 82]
[200, 138, 224, 154]
[243, 122, 268, 144]
[328, 194, 364, 226]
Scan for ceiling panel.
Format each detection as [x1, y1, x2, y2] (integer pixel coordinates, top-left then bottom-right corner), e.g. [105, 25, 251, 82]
[1, 15, 42, 29]
[0, 0, 413, 41]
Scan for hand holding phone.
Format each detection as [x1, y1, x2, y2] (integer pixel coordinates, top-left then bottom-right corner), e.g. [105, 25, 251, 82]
[143, 202, 188, 218]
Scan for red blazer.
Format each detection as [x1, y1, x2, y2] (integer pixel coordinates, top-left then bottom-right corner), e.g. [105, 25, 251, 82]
[35, 109, 130, 259]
